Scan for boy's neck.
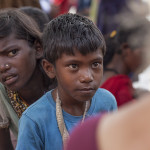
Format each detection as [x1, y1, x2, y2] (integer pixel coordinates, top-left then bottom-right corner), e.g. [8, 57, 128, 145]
[52, 89, 91, 116]
[62, 101, 90, 116]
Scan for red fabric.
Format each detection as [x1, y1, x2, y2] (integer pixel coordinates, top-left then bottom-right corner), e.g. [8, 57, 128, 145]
[65, 114, 104, 150]
[54, 0, 69, 16]
[101, 74, 134, 107]
[54, 0, 64, 5]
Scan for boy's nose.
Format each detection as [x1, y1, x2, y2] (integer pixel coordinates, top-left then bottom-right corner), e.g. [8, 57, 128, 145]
[79, 69, 93, 83]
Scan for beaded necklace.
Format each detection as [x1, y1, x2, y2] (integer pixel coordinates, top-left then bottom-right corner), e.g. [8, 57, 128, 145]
[6, 89, 29, 118]
[56, 90, 89, 146]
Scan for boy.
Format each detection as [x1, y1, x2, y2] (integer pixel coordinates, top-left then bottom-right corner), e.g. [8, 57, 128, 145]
[16, 13, 117, 150]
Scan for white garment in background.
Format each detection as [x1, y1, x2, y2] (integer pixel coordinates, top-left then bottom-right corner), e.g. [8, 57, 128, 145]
[39, 0, 54, 13]
[133, 65, 150, 91]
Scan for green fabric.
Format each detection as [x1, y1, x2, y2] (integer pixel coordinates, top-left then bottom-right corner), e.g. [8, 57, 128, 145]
[0, 83, 18, 137]
[89, 0, 99, 24]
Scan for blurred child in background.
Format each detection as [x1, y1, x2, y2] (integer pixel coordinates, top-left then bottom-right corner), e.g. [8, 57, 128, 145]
[100, 16, 150, 107]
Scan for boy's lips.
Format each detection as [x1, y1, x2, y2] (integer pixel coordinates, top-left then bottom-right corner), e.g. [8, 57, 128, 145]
[80, 88, 94, 91]
[77, 87, 95, 94]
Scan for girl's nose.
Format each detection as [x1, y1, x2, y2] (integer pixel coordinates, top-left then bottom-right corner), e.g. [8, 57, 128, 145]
[0, 63, 10, 73]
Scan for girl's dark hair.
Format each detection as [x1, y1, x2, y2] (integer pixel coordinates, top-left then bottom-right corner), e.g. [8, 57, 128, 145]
[103, 31, 119, 68]
[19, 6, 50, 32]
[0, 8, 42, 47]
[117, 16, 150, 50]
[42, 13, 106, 64]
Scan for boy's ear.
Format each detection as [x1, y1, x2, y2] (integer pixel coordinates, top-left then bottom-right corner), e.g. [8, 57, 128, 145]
[42, 59, 56, 79]
[34, 41, 43, 59]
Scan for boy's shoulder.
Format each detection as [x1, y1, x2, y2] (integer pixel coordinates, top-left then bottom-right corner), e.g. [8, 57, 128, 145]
[95, 88, 116, 99]
[94, 88, 117, 110]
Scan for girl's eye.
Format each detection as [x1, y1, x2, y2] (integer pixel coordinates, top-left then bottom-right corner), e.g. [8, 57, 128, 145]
[68, 64, 78, 70]
[92, 62, 101, 68]
[8, 49, 18, 57]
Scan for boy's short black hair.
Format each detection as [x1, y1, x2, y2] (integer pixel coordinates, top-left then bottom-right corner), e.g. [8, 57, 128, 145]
[42, 13, 106, 64]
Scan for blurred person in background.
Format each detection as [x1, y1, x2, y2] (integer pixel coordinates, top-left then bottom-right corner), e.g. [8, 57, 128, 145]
[76, 0, 92, 16]
[96, 0, 149, 35]
[0, 0, 57, 20]
[100, 16, 150, 107]
[0, 0, 41, 9]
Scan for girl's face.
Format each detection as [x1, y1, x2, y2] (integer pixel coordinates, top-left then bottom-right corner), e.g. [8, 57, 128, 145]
[123, 47, 144, 73]
[0, 34, 38, 91]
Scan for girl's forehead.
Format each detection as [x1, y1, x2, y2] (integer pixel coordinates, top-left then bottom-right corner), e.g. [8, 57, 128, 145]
[0, 34, 28, 52]
[0, 33, 18, 44]
[0, 32, 16, 40]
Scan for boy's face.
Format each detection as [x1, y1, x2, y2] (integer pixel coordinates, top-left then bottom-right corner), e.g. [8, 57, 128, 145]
[44, 49, 103, 103]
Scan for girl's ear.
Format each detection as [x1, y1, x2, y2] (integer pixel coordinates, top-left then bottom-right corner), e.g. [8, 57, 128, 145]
[42, 59, 56, 79]
[34, 41, 43, 59]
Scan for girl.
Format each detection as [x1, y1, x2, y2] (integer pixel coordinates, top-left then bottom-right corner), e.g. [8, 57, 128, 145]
[0, 9, 54, 150]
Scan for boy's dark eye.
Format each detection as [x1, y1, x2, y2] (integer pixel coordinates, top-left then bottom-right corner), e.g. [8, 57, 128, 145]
[68, 64, 78, 70]
[92, 62, 101, 69]
[8, 49, 18, 57]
